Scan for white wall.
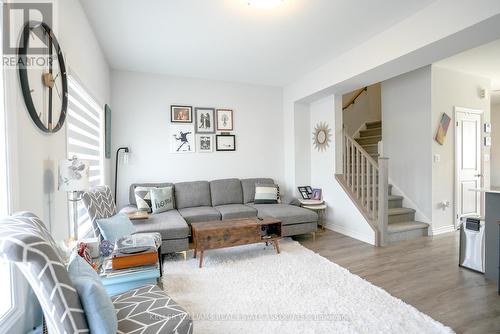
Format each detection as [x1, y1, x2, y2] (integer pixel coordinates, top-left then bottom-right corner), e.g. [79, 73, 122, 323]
[342, 83, 381, 136]
[492, 103, 500, 186]
[431, 66, 491, 232]
[293, 102, 311, 187]
[381, 66, 433, 221]
[4, 1, 110, 332]
[111, 70, 283, 208]
[309, 96, 375, 244]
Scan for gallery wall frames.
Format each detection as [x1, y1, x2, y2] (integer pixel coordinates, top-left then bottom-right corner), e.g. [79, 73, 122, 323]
[170, 105, 236, 152]
[216, 134, 236, 151]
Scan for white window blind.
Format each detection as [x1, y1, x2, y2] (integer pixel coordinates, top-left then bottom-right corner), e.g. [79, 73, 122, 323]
[66, 76, 104, 238]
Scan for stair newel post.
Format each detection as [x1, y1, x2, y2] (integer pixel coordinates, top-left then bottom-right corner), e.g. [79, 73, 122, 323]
[377, 157, 389, 246]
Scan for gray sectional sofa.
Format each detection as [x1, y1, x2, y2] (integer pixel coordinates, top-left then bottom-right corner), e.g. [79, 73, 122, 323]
[125, 178, 318, 254]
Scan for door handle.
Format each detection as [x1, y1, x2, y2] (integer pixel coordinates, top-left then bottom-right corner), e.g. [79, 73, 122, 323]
[474, 174, 482, 177]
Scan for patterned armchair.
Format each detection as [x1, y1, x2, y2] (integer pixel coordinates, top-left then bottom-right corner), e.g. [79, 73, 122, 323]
[81, 185, 118, 239]
[0, 212, 193, 334]
[82, 185, 161, 247]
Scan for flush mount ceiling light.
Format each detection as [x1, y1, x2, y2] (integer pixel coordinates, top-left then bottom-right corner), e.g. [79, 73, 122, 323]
[246, 0, 284, 9]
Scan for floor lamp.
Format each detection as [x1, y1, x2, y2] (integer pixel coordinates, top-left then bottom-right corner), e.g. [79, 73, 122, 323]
[58, 156, 89, 240]
[115, 147, 130, 204]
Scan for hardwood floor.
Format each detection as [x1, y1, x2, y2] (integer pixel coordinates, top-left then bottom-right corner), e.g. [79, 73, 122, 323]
[294, 229, 500, 334]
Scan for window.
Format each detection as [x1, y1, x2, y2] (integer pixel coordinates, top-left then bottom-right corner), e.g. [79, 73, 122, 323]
[0, 263, 12, 319]
[66, 76, 105, 238]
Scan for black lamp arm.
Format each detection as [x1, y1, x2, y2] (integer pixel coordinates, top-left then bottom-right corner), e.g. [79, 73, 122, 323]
[114, 147, 129, 204]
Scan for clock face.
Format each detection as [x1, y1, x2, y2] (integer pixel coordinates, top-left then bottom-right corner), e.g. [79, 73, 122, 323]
[18, 21, 68, 133]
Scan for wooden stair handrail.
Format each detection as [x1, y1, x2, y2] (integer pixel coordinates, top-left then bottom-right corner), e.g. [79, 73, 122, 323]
[342, 86, 367, 111]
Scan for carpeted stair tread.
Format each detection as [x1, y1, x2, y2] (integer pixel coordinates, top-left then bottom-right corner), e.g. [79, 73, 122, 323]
[388, 207, 415, 216]
[388, 221, 429, 233]
[365, 120, 382, 129]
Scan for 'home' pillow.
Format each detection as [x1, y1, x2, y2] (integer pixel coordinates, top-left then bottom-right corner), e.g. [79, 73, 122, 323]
[254, 184, 279, 204]
[150, 186, 174, 214]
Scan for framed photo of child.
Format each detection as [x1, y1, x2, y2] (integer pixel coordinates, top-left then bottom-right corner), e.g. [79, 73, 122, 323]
[311, 188, 322, 200]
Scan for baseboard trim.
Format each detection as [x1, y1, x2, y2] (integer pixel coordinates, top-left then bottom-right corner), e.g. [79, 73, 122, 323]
[431, 224, 456, 236]
[324, 222, 376, 245]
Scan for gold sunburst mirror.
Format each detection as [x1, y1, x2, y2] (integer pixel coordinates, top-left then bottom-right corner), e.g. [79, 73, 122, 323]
[312, 122, 332, 152]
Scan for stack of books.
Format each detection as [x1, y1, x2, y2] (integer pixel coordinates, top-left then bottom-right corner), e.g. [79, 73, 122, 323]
[103, 235, 158, 275]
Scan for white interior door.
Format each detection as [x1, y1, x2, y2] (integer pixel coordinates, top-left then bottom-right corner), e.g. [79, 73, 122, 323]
[455, 109, 482, 226]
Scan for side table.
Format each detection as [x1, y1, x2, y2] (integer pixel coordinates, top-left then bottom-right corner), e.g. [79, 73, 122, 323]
[97, 256, 161, 296]
[300, 201, 327, 230]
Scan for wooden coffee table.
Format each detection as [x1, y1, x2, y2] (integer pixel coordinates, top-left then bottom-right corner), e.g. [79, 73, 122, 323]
[191, 217, 282, 268]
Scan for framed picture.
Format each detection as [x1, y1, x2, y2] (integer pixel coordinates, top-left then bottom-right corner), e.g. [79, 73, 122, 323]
[197, 135, 214, 153]
[216, 134, 236, 151]
[297, 186, 312, 200]
[216, 109, 233, 131]
[171, 105, 192, 123]
[311, 188, 322, 200]
[435, 112, 451, 145]
[171, 125, 195, 153]
[195, 108, 215, 133]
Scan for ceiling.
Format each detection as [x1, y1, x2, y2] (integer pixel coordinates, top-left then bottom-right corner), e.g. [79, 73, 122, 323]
[435, 38, 500, 103]
[80, 0, 436, 86]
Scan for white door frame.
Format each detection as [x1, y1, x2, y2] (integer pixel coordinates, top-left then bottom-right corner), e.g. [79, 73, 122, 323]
[454, 106, 483, 229]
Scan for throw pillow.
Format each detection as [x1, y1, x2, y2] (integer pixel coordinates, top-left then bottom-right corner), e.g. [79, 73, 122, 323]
[68, 253, 117, 334]
[254, 184, 279, 204]
[134, 186, 155, 212]
[96, 213, 135, 244]
[150, 186, 174, 214]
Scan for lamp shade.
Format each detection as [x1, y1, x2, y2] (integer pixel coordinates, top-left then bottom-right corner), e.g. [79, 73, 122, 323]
[58, 157, 90, 192]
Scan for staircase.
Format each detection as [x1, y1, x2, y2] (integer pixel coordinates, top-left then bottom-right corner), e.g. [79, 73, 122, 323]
[356, 121, 382, 160]
[337, 120, 428, 245]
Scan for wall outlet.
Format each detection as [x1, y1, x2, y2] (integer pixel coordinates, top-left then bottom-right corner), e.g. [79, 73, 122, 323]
[433, 154, 441, 163]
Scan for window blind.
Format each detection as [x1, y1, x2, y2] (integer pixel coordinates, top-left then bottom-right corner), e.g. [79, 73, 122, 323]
[66, 76, 104, 238]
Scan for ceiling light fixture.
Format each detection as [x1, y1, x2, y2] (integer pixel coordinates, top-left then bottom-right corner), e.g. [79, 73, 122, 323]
[246, 0, 284, 9]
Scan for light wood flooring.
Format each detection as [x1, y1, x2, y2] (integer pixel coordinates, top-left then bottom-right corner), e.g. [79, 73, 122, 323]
[294, 229, 500, 334]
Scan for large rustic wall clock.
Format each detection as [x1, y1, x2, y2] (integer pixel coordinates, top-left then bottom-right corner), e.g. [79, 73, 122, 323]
[18, 21, 68, 133]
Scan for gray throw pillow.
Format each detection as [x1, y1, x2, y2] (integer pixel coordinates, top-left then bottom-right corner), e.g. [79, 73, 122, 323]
[150, 186, 174, 214]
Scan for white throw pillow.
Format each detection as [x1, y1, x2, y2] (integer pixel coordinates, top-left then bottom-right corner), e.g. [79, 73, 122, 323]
[150, 186, 174, 214]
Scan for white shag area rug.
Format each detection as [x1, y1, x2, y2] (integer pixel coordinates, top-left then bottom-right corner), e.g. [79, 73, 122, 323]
[162, 238, 454, 334]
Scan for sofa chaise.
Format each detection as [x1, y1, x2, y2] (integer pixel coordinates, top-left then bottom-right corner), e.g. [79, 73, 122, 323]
[125, 178, 318, 254]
